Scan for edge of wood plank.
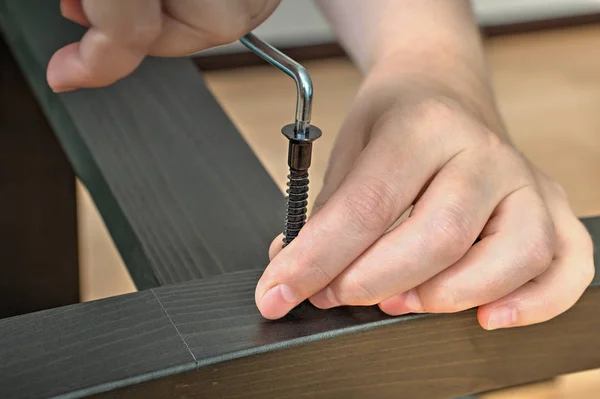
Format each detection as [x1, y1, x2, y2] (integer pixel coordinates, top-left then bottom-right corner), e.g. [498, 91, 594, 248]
[0, 216, 597, 399]
[1, 280, 597, 399]
[86, 283, 600, 398]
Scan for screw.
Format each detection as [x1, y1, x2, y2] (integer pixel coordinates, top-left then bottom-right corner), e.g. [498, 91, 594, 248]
[281, 124, 322, 246]
[239, 33, 322, 247]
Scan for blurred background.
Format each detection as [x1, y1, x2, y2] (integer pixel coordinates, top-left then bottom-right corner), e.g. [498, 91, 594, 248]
[76, 1, 600, 398]
[199, 0, 600, 54]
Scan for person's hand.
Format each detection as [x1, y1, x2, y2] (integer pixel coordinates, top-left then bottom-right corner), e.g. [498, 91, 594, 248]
[255, 66, 595, 330]
[47, 0, 280, 92]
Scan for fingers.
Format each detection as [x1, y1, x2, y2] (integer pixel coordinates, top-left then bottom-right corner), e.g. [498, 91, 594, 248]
[50, 0, 281, 91]
[149, 0, 281, 56]
[478, 230, 593, 330]
[379, 184, 554, 315]
[48, 0, 162, 92]
[268, 234, 285, 260]
[60, 0, 90, 26]
[268, 105, 373, 262]
[311, 144, 528, 308]
[256, 103, 467, 319]
[478, 179, 595, 330]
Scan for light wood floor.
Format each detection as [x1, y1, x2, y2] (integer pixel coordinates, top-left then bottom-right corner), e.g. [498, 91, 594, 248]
[77, 25, 600, 398]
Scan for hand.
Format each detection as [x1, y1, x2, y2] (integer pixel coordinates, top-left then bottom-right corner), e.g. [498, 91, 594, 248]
[47, 0, 280, 92]
[255, 69, 595, 330]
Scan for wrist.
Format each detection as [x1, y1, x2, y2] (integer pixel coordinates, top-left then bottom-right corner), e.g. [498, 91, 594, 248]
[362, 50, 510, 141]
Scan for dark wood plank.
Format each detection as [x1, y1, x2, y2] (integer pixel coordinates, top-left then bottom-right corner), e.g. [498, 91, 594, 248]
[0, 0, 284, 288]
[0, 36, 79, 318]
[0, 216, 597, 399]
[108, 287, 600, 399]
[0, 290, 195, 399]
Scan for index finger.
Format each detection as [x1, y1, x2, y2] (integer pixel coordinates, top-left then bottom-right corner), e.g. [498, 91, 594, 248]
[255, 110, 465, 319]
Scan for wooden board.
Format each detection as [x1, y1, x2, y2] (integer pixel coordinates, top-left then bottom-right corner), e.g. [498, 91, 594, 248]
[0, 291, 195, 399]
[0, 0, 285, 288]
[101, 287, 600, 399]
[0, 216, 597, 399]
[0, 36, 79, 318]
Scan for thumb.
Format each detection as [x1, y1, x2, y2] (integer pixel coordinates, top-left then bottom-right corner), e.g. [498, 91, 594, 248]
[268, 234, 285, 260]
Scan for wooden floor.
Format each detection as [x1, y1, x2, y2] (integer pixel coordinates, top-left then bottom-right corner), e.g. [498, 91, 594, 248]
[77, 25, 600, 397]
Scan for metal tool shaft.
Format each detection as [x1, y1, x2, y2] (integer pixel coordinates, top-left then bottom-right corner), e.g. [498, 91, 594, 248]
[239, 33, 313, 137]
[239, 33, 322, 246]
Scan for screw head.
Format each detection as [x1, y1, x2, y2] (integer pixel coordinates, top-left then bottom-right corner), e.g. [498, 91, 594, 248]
[281, 123, 322, 142]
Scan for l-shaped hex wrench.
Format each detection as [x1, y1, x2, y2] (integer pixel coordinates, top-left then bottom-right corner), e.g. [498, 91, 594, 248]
[240, 33, 322, 246]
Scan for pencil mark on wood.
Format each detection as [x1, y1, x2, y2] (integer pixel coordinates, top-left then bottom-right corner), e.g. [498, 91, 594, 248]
[0, 292, 195, 399]
[151, 288, 198, 363]
[0, 216, 597, 399]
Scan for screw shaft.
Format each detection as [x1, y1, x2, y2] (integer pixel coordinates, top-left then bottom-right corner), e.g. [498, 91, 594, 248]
[283, 168, 309, 246]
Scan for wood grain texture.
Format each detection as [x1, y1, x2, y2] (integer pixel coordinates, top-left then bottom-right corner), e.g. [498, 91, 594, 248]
[0, 216, 597, 399]
[0, 36, 79, 318]
[131, 287, 600, 399]
[0, 291, 195, 399]
[0, 0, 284, 288]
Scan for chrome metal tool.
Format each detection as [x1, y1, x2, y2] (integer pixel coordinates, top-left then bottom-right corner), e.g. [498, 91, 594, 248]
[240, 33, 322, 247]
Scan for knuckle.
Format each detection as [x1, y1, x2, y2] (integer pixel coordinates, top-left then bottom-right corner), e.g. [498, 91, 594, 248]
[130, 23, 161, 46]
[115, 20, 161, 48]
[336, 272, 377, 305]
[344, 178, 397, 234]
[581, 259, 595, 287]
[483, 127, 506, 150]
[524, 223, 555, 275]
[408, 96, 457, 126]
[182, 19, 248, 47]
[208, 24, 248, 45]
[420, 202, 473, 262]
[580, 225, 595, 256]
[549, 180, 568, 199]
[288, 248, 334, 287]
[419, 283, 462, 313]
[300, 260, 335, 285]
[489, 140, 529, 176]
[200, 8, 258, 45]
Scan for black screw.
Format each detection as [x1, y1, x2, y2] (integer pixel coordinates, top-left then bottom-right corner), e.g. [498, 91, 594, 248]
[284, 168, 309, 245]
[281, 124, 322, 247]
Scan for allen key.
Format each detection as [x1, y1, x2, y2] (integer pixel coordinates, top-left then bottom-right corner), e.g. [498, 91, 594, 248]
[240, 33, 322, 247]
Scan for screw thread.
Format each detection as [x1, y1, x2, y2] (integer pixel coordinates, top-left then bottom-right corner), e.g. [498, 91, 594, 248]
[283, 168, 309, 246]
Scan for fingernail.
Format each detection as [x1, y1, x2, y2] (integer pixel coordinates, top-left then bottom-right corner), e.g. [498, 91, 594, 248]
[310, 286, 341, 309]
[487, 306, 517, 330]
[259, 284, 297, 319]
